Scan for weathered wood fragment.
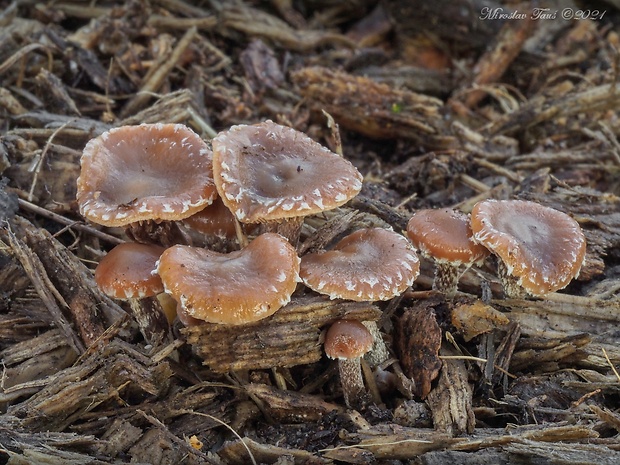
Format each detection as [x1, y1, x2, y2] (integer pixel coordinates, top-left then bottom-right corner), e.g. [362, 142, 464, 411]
[183, 295, 381, 372]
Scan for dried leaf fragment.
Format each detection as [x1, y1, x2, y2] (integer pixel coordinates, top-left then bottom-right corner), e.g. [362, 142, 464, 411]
[451, 299, 510, 342]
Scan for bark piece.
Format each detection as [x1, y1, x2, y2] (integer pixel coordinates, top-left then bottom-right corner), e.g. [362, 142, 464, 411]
[384, 0, 504, 51]
[218, 4, 353, 52]
[291, 66, 455, 149]
[460, 16, 534, 108]
[183, 295, 381, 373]
[8, 341, 172, 431]
[0, 330, 77, 405]
[426, 344, 476, 436]
[219, 437, 327, 465]
[98, 418, 143, 458]
[482, 83, 620, 137]
[239, 39, 284, 95]
[9, 216, 125, 348]
[245, 383, 343, 423]
[394, 301, 443, 399]
[451, 299, 510, 342]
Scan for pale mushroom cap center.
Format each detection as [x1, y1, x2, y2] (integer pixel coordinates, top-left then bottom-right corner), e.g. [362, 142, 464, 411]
[471, 199, 587, 295]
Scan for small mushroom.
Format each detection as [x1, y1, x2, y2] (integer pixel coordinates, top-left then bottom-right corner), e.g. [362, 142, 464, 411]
[181, 197, 257, 251]
[95, 242, 166, 300]
[157, 232, 300, 325]
[77, 123, 217, 245]
[181, 197, 239, 241]
[211, 120, 363, 243]
[95, 242, 171, 344]
[300, 227, 420, 302]
[324, 319, 374, 409]
[470, 199, 586, 298]
[406, 208, 489, 298]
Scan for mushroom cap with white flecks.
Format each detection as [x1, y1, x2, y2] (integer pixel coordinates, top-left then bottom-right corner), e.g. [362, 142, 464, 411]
[156, 233, 301, 325]
[300, 228, 420, 302]
[95, 242, 165, 300]
[470, 199, 587, 296]
[77, 123, 217, 227]
[211, 120, 363, 223]
[407, 208, 489, 266]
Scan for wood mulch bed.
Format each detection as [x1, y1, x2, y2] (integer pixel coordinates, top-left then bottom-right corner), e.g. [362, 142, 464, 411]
[1, 1, 619, 464]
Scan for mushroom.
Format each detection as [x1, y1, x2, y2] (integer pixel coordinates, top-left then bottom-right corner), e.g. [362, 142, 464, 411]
[299, 227, 420, 302]
[77, 123, 218, 245]
[406, 208, 489, 298]
[470, 199, 586, 298]
[211, 120, 363, 243]
[181, 197, 239, 241]
[181, 197, 256, 251]
[301, 227, 419, 367]
[156, 232, 300, 325]
[95, 242, 165, 299]
[95, 242, 171, 344]
[324, 319, 374, 409]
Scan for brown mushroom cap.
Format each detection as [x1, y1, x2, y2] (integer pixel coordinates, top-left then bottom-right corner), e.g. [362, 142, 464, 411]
[77, 123, 217, 227]
[470, 199, 586, 295]
[95, 242, 165, 299]
[211, 120, 363, 223]
[156, 233, 300, 325]
[181, 197, 240, 240]
[324, 319, 373, 360]
[300, 228, 420, 301]
[407, 208, 489, 266]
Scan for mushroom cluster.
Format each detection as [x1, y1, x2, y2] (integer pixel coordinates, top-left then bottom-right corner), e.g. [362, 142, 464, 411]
[77, 121, 420, 316]
[77, 119, 429, 408]
[77, 123, 587, 410]
[405, 200, 586, 299]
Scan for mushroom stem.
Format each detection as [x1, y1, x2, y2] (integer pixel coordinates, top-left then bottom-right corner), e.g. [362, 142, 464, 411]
[496, 259, 527, 299]
[156, 292, 178, 324]
[126, 220, 190, 247]
[338, 357, 367, 409]
[258, 217, 304, 246]
[432, 262, 462, 299]
[233, 216, 249, 248]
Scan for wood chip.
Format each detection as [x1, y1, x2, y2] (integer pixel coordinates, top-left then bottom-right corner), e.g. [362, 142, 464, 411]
[183, 295, 381, 372]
